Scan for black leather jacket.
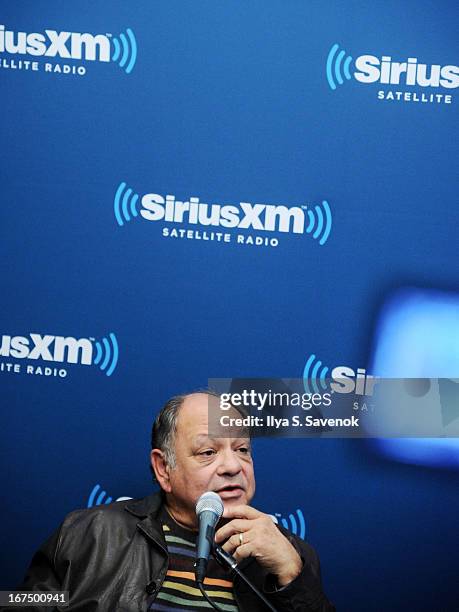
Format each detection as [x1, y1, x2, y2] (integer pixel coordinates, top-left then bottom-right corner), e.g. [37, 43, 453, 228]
[7, 492, 334, 611]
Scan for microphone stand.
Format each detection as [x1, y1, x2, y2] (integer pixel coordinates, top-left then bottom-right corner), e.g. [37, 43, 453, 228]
[213, 544, 279, 612]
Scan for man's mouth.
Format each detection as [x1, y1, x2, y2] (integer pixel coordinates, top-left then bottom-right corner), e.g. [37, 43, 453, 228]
[216, 485, 245, 497]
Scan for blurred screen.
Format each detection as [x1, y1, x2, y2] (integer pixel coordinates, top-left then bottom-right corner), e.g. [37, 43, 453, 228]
[370, 288, 459, 468]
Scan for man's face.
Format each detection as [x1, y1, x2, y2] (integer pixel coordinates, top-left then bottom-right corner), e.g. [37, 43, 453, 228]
[161, 393, 256, 528]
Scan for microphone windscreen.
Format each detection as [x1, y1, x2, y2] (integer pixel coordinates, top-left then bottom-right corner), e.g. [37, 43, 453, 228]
[195, 491, 224, 519]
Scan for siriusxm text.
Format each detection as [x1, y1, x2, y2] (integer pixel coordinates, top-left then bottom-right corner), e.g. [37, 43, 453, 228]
[0, 25, 110, 62]
[0, 334, 93, 364]
[141, 194, 307, 234]
[354, 55, 459, 88]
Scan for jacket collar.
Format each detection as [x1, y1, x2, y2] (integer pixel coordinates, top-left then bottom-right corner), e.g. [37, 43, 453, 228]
[125, 490, 164, 518]
[125, 490, 167, 552]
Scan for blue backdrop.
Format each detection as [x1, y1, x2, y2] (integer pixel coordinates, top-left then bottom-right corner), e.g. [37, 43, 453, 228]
[1, 1, 458, 610]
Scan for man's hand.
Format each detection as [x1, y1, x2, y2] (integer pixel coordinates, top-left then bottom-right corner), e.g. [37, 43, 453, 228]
[214, 505, 303, 587]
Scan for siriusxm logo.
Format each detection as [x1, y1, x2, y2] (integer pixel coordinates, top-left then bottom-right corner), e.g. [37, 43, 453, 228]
[0, 332, 119, 376]
[303, 353, 377, 396]
[87, 484, 132, 508]
[113, 182, 333, 247]
[271, 509, 306, 540]
[303, 354, 459, 430]
[0, 25, 137, 74]
[326, 43, 458, 104]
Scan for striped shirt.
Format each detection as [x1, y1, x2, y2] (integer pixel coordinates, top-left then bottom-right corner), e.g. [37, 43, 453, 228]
[149, 506, 239, 611]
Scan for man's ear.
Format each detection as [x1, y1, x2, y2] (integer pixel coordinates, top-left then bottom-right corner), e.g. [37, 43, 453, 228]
[150, 449, 172, 493]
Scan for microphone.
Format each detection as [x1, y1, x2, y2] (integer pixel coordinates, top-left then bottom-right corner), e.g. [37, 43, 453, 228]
[194, 491, 224, 584]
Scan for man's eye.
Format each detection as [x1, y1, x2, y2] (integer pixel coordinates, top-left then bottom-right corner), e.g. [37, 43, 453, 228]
[237, 447, 250, 454]
[199, 450, 216, 456]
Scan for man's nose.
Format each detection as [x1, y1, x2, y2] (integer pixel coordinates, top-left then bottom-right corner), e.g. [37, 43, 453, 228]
[217, 448, 243, 476]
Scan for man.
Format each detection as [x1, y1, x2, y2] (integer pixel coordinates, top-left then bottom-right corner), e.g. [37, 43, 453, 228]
[6, 391, 334, 611]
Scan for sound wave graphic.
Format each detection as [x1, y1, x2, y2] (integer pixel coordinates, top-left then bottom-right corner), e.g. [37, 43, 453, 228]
[114, 182, 140, 226]
[305, 201, 332, 245]
[326, 43, 353, 90]
[111, 28, 137, 74]
[93, 333, 119, 377]
[87, 484, 113, 508]
[303, 354, 329, 394]
[273, 510, 306, 540]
